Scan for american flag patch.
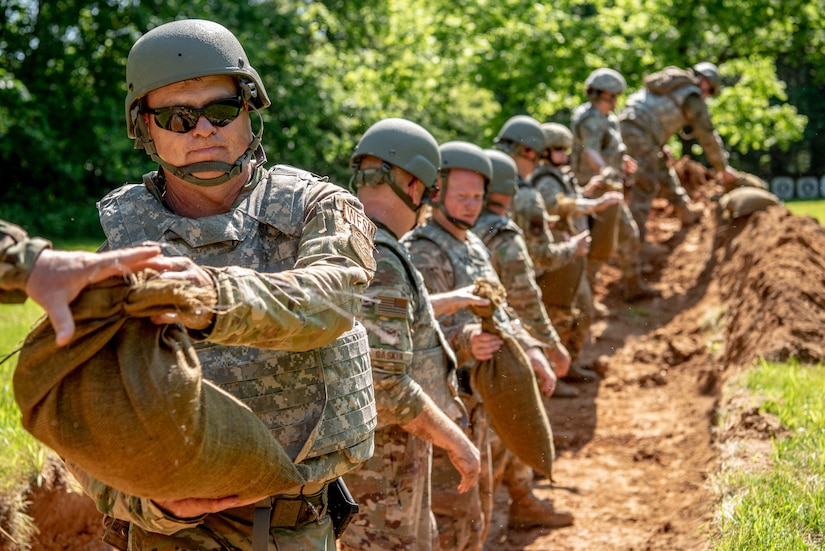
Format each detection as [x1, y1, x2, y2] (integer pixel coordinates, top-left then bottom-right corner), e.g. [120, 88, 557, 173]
[375, 296, 408, 318]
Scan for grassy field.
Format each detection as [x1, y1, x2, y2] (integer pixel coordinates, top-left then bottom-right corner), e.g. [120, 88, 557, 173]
[712, 360, 825, 550]
[785, 199, 825, 225]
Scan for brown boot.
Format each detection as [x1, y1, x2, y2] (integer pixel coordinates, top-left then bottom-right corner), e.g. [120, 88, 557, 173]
[564, 364, 599, 383]
[508, 493, 574, 530]
[623, 275, 662, 302]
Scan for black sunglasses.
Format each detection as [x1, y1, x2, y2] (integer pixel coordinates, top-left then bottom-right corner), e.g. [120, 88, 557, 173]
[145, 96, 244, 133]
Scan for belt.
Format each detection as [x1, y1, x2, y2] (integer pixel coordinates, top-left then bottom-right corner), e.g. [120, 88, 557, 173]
[253, 485, 329, 551]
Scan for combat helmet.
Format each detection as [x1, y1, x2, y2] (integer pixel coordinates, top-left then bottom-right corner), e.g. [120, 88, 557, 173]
[126, 19, 270, 187]
[493, 115, 546, 158]
[437, 141, 493, 229]
[349, 118, 440, 212]
[584, 68, 627, 95]
[541, 123, 574, 151]
[484, 149, 518, 198]
[692, 62, 722, 96]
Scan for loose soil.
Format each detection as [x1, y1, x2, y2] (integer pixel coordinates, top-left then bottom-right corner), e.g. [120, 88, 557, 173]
[7, 159, 825, 550]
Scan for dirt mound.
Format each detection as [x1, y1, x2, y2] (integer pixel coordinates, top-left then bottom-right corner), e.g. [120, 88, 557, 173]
[716, 205, 825, 366]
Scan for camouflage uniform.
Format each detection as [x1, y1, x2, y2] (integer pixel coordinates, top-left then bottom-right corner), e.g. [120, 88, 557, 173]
[620, 80, 727, 240]
[529, 167, 594, 363]
[402, 219, 543, 551]
[570, 102, 641, 281]
[340, 223, 459, 551]
[79, 165, 378, 550]
[0, 220, 50, 303]
[510, 179, 578, 279]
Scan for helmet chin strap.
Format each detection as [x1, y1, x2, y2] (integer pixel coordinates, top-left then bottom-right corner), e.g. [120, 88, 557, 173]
[135, 105, 266, 187]
[437, 202, 474, 231]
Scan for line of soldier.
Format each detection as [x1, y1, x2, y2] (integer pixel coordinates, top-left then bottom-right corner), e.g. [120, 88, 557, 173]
[1, 16, 736, 551]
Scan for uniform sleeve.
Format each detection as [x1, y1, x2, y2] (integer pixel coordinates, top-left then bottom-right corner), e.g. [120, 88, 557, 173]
[578, 115, 608, 153]
[67, 463, 205, 535]
[359, 243, 425, 427]
[682, 94, 728, 173]
[512, 188, 577, 277]
[206, 191, 377, 352]
[0, 220, 51, 303]
[486, 231, 561, 348]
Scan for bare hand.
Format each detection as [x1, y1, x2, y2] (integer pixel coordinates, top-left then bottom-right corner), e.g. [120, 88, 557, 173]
[547, 343, 571, 377]
[470, 330, 503, 361]
[595, 192, 624, 211]
[143, 256, 216, 330]
[26, 246, 164, 346]
[154, 495, 266, 518]
[447, 435, 481, 494]
[571, 231, 591, 256]
[431, 285, 491, 317]
[524, 347, 557, 397]
[722, 166, 739, 185]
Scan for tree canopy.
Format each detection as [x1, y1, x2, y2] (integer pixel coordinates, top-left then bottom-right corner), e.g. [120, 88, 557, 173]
[1, 0, 821, 236]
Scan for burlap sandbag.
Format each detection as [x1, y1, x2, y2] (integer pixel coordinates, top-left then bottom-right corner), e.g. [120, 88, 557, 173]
[719, 186, 780, 219]
[468, 278, 555, 480]
[14, 271, 307, 500]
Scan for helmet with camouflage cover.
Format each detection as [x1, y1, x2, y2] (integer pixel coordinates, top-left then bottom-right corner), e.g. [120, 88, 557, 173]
[125, 19, 270, 187]
[493, 115, 546, 157]
[484, 149, 518, 198]
[349, 118, 440, 212]
[692, 62, 722, 96]
[584, 68, 626, 95]
[437, 141, 492, 229]
[541, 123, 574, 151]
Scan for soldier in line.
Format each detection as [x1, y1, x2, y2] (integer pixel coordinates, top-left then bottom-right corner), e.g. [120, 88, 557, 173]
[571, 68, 658, 302]
[531, 123, 623, 367]
[0, 219, 164, 346]
[470, 147, 577, 530]
[493, 115, 595, 384]
[403, 141, 572, 550]
[340, 118, 481, 551]
[71, 19, 378, 550]
[619, 62, 738, 250]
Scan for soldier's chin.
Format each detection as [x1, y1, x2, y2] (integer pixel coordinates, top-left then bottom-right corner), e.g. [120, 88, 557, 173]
[191, 171, 227, 180]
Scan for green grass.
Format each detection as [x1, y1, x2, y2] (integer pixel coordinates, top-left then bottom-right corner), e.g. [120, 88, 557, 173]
[712, 359, 825, 550]
[786, 199, 825, 225]
[0, 301, 49, 494]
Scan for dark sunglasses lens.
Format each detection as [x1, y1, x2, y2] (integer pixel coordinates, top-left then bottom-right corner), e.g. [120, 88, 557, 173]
[152, 98, 243, 133]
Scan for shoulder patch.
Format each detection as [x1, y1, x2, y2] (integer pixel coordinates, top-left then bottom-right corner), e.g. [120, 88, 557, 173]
[343, 202, 377, 243]
[374, 295, 409, 319]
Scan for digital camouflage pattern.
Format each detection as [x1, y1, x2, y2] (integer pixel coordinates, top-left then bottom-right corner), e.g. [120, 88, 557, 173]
[0, 219, 50, 303]
[84, 164, 378, 549]
[341, 224, 458, 551]
[570, 103, 625, 187]
[511, 180, 578, 279]
[472, 210, 561, 348]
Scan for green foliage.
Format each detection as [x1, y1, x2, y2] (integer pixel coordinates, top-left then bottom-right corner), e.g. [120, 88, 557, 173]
[713, 360, 825, 550]
[1, 0, 821, 237]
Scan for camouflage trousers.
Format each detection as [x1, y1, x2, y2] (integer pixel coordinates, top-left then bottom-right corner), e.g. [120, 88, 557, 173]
[431, 392, 492, 551]
[339, 424, 435, 551]
[489, 429, 534, 497]
[614, 201, 642, 279]
[546, 271, 593, 364]
[621, 124, 691, 241]
[126, 500, 334, 551]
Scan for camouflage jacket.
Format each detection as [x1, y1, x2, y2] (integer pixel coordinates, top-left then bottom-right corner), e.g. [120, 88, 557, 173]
[0, 220, 50, 303]
[511, 179, 578, 278]
[472, 210, 561, 348]
[570, 102, 625, 185]
[84, 165, 378, 536]
[402, 219, 543, 370]
[530, 166, 590, 236]
[620, 85, 728, 172]
[361, 223, 459, 429]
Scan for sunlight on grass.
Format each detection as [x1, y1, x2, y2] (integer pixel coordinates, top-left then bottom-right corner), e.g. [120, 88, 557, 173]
[712, 359, 825, 550]
[0, 301, 49, 494]
[786, 200, 825, 226]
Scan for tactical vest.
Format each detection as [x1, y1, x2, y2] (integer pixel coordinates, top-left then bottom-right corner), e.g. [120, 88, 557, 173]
[373, 229, 459, 416]
[530, 166, 589, 235]
[570, 103, 625, 185]
[98, 165, 376, 473]
[621, 84, 702, 147]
